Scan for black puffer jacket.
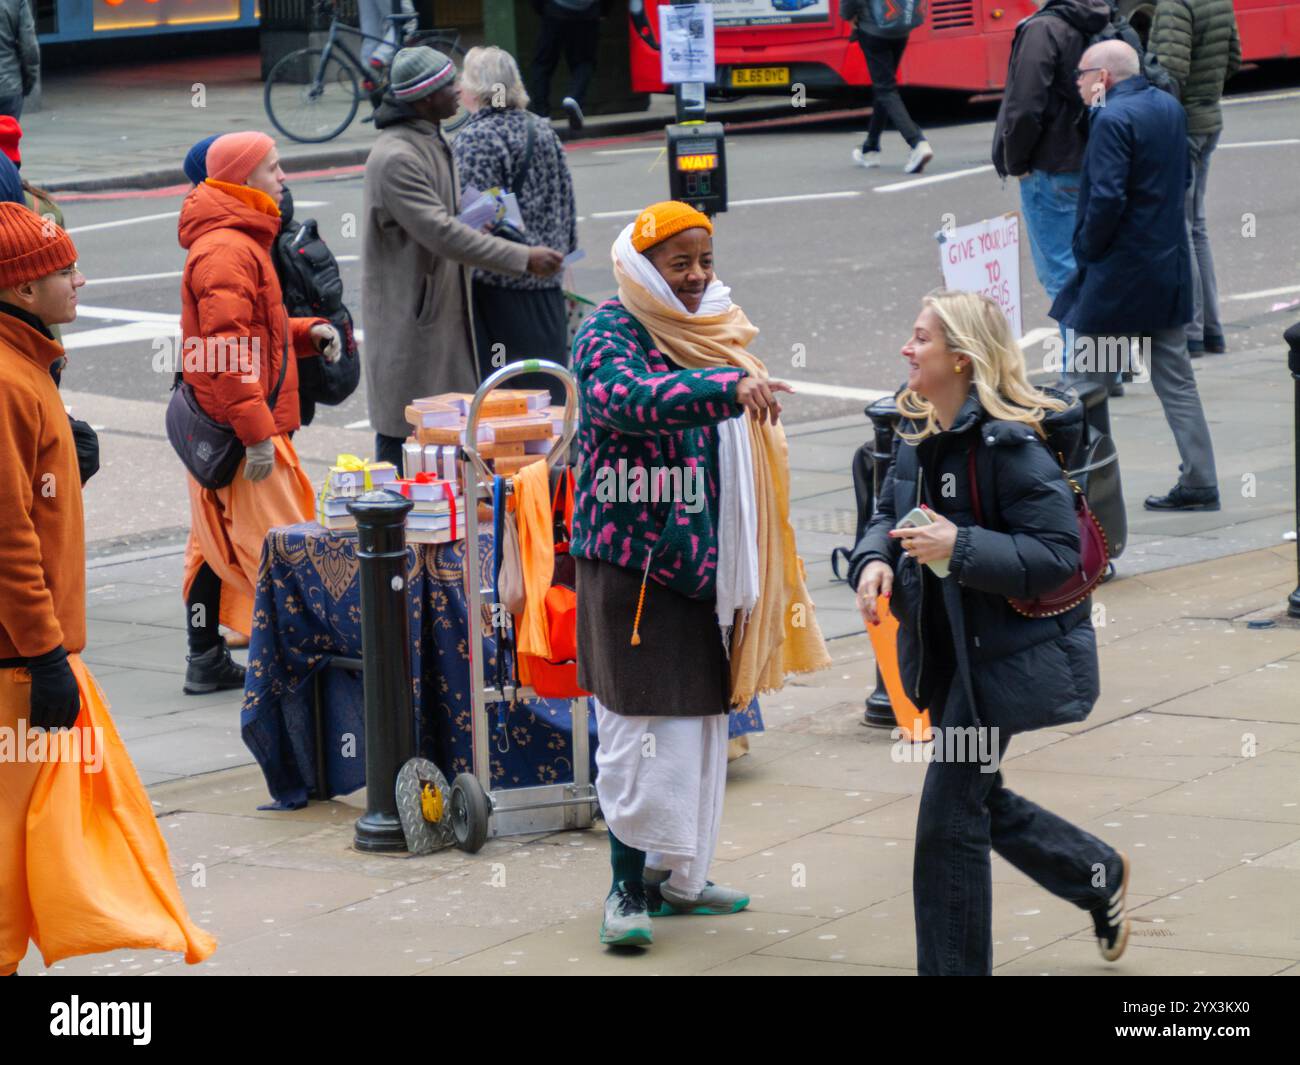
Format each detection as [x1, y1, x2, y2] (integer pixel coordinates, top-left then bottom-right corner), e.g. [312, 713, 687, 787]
[991, 0, 1112, 178]
[848, 388, 1100, 734]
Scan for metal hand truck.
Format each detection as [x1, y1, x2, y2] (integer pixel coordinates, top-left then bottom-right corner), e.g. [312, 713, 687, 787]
[447, 360, 598, 852]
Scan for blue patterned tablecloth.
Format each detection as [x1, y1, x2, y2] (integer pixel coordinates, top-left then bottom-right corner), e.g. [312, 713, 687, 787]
[241, 522, 763, 809]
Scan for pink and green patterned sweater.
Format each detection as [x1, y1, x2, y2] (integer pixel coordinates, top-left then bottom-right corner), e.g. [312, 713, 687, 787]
[570, 298, 748, 601]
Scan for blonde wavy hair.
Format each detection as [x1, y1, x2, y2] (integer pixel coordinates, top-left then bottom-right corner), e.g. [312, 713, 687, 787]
[897, 289, 1067, 443]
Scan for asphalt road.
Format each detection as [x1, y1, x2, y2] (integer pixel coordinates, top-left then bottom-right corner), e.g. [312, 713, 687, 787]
[53, 83, 1300, 550]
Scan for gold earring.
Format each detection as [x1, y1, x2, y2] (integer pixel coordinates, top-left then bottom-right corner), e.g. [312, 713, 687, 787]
[954, 363, 963, 373]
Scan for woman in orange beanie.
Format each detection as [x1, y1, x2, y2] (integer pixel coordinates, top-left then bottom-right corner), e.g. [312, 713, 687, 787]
[176, 132, 338, 694]
[0, 203, 216, 974]
[571, 200, 831, 949]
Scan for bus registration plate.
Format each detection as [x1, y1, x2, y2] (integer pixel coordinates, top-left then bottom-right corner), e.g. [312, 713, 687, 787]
[731, 67, 790, 87]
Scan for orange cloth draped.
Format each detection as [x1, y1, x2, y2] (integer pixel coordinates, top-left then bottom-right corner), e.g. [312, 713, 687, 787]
[512, 456, 556, 664]
[182, 433, 314, 635]
[0, 658, 217, 973]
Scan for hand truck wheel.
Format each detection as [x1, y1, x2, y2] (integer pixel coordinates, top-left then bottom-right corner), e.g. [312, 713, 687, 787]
[450, 772, 490, 853]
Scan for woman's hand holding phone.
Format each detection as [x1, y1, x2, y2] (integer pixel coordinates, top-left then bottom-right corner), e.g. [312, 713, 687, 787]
[889, 505, 959, 567]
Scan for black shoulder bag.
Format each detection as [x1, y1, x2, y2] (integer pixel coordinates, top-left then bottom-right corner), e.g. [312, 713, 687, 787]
[490, 115, 538, 244]
[166, 314, 290, 490]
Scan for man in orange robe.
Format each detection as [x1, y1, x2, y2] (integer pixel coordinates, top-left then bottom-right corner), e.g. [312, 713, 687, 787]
[0, 202, 216, 974]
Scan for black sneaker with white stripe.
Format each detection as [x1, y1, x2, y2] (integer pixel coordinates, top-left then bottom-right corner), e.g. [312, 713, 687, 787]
[1092, 851, 1130, 962]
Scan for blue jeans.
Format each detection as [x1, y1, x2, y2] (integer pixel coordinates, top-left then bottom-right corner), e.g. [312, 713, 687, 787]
[1185, 131, 1222, 344]
[1018, 170, 1080, 303]
[913, 680, 1121, 975]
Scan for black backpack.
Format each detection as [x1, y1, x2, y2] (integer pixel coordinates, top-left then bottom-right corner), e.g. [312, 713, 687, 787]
[1041, 5, 1181, 99]
[273, 194, 360, 427]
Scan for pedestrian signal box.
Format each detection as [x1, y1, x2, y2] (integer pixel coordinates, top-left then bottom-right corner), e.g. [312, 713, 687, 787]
[666, 121, 727, 217]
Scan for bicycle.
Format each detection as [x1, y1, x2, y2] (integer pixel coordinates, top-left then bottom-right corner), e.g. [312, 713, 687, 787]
[264, 0, 469, 144]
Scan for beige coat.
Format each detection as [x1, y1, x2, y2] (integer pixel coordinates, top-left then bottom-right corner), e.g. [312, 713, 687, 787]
[362, 102, 531, 439]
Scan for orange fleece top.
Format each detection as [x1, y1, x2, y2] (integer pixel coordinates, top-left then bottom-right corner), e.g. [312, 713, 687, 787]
[0, 308, 85, 659]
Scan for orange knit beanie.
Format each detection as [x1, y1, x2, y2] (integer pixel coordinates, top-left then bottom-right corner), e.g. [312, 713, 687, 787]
[630, 200, 713, 253]
[0, 202, 77, 289]
[205, 131, 276, 185]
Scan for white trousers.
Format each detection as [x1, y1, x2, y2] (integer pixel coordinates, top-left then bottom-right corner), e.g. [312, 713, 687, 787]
[594, 698, 729, 899]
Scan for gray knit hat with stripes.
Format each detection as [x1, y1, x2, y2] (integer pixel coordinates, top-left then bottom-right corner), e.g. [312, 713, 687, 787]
[390, 46, 456, 102]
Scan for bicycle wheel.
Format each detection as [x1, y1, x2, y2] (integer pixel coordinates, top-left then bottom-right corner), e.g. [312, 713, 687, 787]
[265, 48, 360, 144]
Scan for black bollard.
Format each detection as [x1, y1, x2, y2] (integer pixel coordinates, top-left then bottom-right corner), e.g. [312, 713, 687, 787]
[863, 395, 902, 729]
[347, 488, 416, 852]
[1286, 323, 1300, 619]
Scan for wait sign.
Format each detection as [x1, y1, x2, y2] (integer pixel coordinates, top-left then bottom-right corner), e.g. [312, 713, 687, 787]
[937, 213, 1023, 340]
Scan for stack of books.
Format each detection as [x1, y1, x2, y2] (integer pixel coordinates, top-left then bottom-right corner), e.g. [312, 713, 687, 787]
[401, 389, 564, 478]
[391, 474, 465, 544]
[315, 461, 466, 544]
[316, 458, 398, 532]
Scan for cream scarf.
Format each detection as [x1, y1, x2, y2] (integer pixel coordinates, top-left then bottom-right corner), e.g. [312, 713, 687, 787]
[611, 225, 831, 706]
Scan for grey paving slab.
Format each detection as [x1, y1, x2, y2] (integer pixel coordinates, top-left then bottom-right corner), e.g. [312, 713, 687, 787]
[433, 910, 825, 976]
[997, 939, 1291, 976]
[91, 664, 241, 719]
[1129, 750, 1300, 825]
[123, 724, 255, 778]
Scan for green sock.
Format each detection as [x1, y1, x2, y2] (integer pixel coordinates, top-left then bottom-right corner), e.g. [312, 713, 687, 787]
[608, 829, 645, 894]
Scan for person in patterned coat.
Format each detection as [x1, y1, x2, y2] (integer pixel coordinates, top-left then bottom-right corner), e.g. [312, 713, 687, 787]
[452, 46, 576, 400]
[571, 201, 830, 950]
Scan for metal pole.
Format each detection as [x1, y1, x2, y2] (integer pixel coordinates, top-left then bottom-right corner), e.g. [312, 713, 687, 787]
[348, 488, 416, 852]
[1285, 322, 1300, 619]
[863, 396, 901, 728]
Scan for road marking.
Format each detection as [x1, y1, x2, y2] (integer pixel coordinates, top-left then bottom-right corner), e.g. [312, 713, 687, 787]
[345, 419, 371, 429]
[1223, 89, 1300, 106]
[294, 200, 328, 207]
[82, 270, 183, 286]
[66, 210, 179, 234]
[74, 304, 179, 323]
[591, 190, 861, 219]
[594, 146, 665, 156]
[783, 379, 890, 403]
[62, 322, 175, 350]
[1018, 326, 1057, 350]
[1218, 138, 1300, 150]
[874, 165, 995, 193]
[1226, 282, 1300, 301]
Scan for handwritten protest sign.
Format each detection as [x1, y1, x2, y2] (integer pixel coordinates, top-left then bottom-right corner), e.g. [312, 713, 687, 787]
[937, 213, 1022, 340]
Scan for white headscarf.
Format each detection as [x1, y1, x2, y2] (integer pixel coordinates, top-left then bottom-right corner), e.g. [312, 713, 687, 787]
[611, 223, 759, 650]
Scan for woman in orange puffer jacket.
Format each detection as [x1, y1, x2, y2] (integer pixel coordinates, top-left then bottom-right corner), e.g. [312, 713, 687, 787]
[177, 131, 335, 695]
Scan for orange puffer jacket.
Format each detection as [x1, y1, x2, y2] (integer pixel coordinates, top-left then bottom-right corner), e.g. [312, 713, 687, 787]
[179, 179, 325, 446]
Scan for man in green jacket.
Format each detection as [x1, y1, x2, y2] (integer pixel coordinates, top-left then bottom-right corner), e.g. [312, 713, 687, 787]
[1149, 0, 1241, 356]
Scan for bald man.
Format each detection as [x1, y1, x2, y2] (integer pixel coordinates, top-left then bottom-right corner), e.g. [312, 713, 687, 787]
[1051, 39, 1219, 514]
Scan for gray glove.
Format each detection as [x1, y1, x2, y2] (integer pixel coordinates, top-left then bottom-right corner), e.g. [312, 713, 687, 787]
[317, 325, 341, 364]
[243, 438, 276, 482]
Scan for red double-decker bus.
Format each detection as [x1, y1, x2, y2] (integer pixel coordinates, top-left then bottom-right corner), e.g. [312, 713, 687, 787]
[628, 0, 1300, 96]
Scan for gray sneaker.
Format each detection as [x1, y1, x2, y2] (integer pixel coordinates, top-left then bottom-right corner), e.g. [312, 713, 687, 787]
[651, 879, 750, 916]
[599, 881, 652, 947]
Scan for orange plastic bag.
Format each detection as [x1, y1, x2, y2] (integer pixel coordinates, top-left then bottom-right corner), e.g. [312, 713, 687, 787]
[865, 594, 932, 742]
[19, 657, 217, 968]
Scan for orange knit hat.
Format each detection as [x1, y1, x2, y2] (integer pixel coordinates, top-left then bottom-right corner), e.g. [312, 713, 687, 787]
[630, 200, 713, 253]
[205, 131, 276, 185]
[0, 202, 77, 288]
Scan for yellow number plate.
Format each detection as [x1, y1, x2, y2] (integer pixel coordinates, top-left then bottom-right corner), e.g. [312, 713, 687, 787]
[731, 66, 790, 88]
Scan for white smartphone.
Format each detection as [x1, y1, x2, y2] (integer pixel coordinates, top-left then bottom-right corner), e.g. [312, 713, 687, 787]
[895, 507, 950, 579]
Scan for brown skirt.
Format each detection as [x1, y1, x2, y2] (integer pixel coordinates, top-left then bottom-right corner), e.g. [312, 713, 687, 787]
[575, 557, 729, 717]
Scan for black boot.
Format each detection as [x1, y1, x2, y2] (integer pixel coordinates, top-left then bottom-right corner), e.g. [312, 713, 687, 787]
[184, 639, 246, 695]
[1143, 483, 1221, 512]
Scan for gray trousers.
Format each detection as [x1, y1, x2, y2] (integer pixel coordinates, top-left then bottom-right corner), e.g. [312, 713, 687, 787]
[1186, 131, 1222, 344]
[1060, 327, 1218, 490]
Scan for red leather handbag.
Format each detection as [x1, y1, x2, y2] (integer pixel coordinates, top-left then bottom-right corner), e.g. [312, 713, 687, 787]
[967, 441, 1108, 619]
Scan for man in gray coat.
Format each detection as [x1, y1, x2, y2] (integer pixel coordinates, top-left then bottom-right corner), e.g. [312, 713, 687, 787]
[362, 46, 564, 469]
[0, 0, 39, 119]
[1149, 0, 1241, 355]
